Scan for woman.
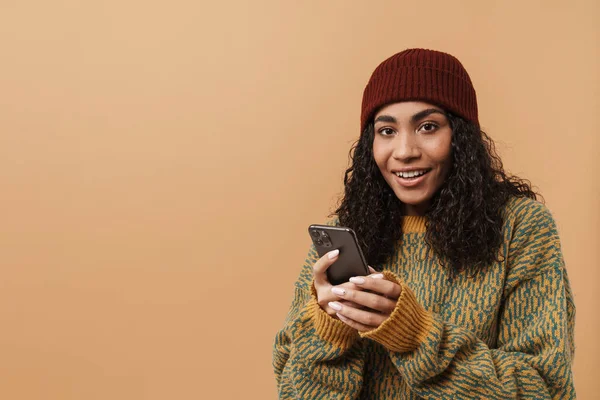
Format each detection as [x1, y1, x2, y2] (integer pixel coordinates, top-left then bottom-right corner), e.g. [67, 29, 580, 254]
[273, 49, 576, 399]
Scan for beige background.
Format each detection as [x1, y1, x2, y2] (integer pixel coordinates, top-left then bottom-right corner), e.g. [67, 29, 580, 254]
[1, 1, 598, 399]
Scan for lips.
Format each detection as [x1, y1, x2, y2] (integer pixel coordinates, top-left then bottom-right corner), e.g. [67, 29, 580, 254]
[392, 169, 431, 188]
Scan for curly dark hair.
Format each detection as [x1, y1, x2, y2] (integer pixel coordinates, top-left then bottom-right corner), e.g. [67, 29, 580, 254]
[333, 113, 540, 273]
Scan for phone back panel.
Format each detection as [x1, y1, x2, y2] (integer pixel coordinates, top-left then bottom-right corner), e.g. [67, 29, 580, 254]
[308, 224, 369, 285]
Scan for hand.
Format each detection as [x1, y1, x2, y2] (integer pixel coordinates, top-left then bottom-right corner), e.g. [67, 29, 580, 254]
[312, 249, 365, 318]
[329, 268, 402, 332]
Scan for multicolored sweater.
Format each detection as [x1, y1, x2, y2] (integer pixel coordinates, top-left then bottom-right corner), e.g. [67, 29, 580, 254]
[273, 197, 576, 399]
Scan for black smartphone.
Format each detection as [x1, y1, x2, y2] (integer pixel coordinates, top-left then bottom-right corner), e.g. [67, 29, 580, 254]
[308, 224, 369, 285]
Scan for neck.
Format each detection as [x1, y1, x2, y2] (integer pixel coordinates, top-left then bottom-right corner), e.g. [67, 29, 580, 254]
[403, 202, 429, 217]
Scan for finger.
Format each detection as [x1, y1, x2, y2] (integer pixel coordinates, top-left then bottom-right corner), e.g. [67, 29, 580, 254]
[312, 249, 340, 286]
[339, 300, 365, 310]
[337, 281, 364, 292]
[336, 312, 375, 332]
[323, 305, 340, 318]
[317, 286, 362, 308]
[317, 283, 361, 315]
[316, 276, 365, 315]
[368, 266, 377, 274]
[318, 280, 363, 302]
[319, 300, 362, 318]
[330, 286, 396, 313]
[340, 300, 362, 308]
[349, 274, 402, 299]
[332, 301, 386, 329]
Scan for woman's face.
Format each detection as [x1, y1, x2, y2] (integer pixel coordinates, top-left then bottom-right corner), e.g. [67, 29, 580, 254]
[372, 101, 452, 216]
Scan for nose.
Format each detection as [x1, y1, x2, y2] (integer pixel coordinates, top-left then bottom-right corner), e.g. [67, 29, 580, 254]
[391, 131, 421, 161]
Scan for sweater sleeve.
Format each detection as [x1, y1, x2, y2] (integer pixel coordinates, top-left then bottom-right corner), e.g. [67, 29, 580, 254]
[360, 202, 576, 399]
[273, 245, 365, 399]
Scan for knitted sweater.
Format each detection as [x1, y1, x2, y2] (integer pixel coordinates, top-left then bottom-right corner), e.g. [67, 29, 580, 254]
[273, 197, 576, 399]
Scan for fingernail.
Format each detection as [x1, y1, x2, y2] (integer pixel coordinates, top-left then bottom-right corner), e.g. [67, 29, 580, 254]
[327, 249, 340, 260]
[349, 277, 365, 284]
[331, 287, 346, 296]
[371, 273, 384, 279]
[328, 301, 342, 311]
[336, 313, 347, 321]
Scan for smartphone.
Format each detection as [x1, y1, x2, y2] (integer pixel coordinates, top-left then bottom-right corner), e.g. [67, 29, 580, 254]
[308, 224, 369, 285]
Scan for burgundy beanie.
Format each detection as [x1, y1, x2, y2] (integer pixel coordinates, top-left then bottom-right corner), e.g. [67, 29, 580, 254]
[361, 48, 479, 131]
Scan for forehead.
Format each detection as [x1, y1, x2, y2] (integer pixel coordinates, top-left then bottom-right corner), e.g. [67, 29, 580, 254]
[374, 101, 444, 119]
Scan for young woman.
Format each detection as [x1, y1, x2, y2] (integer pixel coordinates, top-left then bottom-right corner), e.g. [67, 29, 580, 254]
[273, 49, 576, 399]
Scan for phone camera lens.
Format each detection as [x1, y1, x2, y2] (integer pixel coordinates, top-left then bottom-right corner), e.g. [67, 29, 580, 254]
[311, 230, 320, 238]
[322, 232, 330, 239]
[315, 238, 323, 246]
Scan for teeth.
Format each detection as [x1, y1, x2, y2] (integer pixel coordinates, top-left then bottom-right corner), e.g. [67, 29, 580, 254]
[395, 170, 428, 178]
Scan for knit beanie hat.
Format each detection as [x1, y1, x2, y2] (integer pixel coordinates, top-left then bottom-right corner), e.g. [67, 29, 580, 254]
[361, 48, 479, 131]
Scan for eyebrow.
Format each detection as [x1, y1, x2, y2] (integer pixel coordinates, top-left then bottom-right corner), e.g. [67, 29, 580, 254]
[374, 108, 446, 125]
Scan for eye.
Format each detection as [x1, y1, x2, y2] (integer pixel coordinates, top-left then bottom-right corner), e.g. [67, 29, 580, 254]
[418, 122, 439, 133]
[378, 127, 395, 136]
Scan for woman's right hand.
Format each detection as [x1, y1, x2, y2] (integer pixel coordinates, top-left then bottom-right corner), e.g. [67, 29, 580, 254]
[312, 249, 363, 318]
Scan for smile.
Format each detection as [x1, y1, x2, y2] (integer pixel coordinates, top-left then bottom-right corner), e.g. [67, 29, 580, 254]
[394, 169, 431, 179]
[392, 169, 431, 188]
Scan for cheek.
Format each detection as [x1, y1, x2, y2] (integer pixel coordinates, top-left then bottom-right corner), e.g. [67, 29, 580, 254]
[428, 133, 452, 170]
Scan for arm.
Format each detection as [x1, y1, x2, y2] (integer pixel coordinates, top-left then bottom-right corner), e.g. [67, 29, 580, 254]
[360, 203, 576, 399]
[273, 246, 365, 399]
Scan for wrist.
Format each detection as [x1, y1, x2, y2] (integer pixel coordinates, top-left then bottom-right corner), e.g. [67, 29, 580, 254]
[360, 272, 432, 352]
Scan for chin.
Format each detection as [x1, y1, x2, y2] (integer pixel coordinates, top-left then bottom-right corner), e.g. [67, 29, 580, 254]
[395, 192, 431, 206]
[394, 191, 433, 212]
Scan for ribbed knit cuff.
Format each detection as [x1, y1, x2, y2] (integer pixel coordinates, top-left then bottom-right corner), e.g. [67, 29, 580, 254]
[309, 284, 359, 349]
[360, 271, 433, 353]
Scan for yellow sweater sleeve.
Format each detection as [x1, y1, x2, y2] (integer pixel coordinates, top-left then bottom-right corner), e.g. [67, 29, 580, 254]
[361, 203, 576, 399]
[272, 245, 364, 399]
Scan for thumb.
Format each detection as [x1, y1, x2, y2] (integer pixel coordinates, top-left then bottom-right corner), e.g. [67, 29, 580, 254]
[313, 249, 339, 286]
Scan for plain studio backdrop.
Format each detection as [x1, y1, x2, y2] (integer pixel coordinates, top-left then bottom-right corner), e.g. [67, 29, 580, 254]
[1, 1, 598, 399]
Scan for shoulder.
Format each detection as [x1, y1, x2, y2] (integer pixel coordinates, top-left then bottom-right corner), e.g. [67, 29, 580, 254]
[501, 196, 563, 271]
[502, 196, 558, 235]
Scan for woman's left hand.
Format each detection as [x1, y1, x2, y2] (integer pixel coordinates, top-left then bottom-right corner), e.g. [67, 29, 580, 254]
[328, 270, 402, 332]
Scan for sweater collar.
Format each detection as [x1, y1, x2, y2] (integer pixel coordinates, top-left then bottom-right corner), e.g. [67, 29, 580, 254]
[402, 216, 427, 233]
